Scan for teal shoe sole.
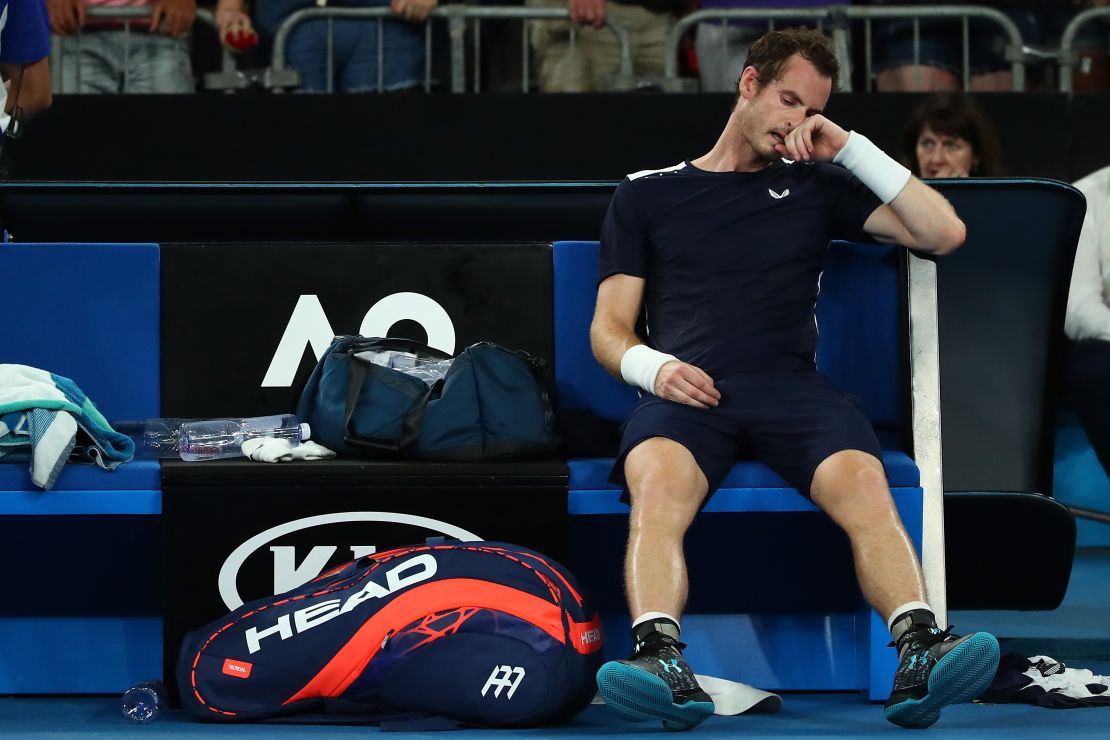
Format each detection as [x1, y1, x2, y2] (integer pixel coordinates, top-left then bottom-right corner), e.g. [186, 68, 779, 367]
[884, 632, 1001, 729]
[596, 661, 715, 731]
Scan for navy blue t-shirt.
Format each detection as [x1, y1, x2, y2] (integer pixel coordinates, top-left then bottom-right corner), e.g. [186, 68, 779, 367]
[599, 158, 882, 378]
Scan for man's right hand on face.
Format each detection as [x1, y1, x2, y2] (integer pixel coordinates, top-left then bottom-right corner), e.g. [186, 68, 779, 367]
[47, 0, 85, 35]
[655, 361, 721, 409]
[568, 0, 606, 29]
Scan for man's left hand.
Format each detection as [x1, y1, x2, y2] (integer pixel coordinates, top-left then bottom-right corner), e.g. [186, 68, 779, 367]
[776, 114, 850, 163]
[151, 0, 196, 37]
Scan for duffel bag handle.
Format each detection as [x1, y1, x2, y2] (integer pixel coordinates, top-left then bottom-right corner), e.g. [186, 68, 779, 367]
[469, 340, 548, 381]
[351, 336, 452, 363]
[342, 351, 445, 455]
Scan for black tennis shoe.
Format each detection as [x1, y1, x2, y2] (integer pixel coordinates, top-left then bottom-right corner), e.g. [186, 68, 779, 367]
[884, 625, 1000, 729]
[596, 632, 715, 731]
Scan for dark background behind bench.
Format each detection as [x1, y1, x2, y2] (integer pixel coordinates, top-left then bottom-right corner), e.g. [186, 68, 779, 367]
[2, 92, 1104, 183]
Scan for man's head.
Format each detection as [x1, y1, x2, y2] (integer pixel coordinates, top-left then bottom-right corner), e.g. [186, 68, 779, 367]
[733, 28, 840, 162]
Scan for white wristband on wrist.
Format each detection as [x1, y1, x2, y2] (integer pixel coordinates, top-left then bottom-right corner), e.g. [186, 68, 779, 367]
[833, 131, 911, 204]
[620, 344, 677, 396]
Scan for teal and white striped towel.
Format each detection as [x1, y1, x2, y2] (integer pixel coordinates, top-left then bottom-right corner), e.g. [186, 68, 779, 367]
[0, 364, 135, 489]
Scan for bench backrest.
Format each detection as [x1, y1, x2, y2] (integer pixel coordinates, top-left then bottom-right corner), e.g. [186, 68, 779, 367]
[0, 242, 160, 421]
[932, 179, 1085, 495]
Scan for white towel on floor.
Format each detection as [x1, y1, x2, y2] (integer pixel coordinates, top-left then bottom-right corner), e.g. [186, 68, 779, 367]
[695, 674, 783, 715]
[592, 674, 783, 715]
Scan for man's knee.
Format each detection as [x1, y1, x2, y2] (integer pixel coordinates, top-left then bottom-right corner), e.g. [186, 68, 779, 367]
[625, 438, 707, 530]
[812, 450, 898, 527]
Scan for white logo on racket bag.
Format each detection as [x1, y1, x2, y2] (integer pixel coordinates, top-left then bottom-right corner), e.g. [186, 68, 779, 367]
[482, 665, 526, 699]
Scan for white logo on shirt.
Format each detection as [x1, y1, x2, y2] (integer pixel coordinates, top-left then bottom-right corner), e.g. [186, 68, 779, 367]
[768, 188, 790, 200]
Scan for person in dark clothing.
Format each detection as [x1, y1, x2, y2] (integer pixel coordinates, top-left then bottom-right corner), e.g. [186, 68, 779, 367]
[256, 0, 435, 92]
[589, 27, 999, 731]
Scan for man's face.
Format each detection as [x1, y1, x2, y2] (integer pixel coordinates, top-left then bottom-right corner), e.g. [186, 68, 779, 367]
[738, 54, 833, 162]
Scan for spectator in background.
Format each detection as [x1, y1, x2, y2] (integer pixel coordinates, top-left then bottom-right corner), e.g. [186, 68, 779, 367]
[256, 0, 436, 93]
[897, 92, 1002, 178]
[1065, 164, 1110, 475]
[869, 0, 1110, 92]
[47, 0, 196, 93]
[526, 0, 683, 92]
[2, 0, 53, 140]
[694, 0, 833, 93]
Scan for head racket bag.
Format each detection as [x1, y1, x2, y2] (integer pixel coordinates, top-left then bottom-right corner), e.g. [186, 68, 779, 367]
[178, 540, 603, 728]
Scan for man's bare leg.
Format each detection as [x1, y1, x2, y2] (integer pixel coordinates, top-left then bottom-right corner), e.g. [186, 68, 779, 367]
[624, 437, 709, 619]
[811, 449, 999, 729]
[810, 449, 925, 619]
[595, 437, 715, 730]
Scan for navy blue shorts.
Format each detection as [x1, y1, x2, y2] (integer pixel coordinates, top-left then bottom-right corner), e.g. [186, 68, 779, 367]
[611, 371, 882, 501]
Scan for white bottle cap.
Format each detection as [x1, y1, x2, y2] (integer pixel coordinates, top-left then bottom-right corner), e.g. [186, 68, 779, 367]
[300, 423, 311, 441]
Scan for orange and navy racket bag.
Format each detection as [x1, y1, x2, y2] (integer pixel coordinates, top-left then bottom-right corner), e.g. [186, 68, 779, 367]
[177, 540, 603, 728]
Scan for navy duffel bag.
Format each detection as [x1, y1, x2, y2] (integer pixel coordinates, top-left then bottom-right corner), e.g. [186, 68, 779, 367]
[296, 336, 557, 460]
[177, 540, 603, 728]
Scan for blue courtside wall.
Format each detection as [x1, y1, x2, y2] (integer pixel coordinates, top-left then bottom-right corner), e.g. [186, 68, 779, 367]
[0, 618, 162, 693]
[1054, 415, 1110, 546]
[0, 242, 160, 422]
[0, 242, 162, 692]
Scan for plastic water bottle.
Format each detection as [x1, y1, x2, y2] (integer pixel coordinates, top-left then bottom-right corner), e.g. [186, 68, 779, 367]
[121, 679, 166, 722]
[112, 418, 195, 458]
[179, 414, 310, 462]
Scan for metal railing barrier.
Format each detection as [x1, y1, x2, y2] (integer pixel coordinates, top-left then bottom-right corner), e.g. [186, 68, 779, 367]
[49, 7, 236, 94]
[1059, 6, 1110, 93]
[270, 5, 634, 94]
[663, 4, 1026, 93]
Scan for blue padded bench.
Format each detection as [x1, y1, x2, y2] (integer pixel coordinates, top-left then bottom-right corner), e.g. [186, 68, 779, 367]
[0, 242, 162, 693]
[554, 240, 944, 699]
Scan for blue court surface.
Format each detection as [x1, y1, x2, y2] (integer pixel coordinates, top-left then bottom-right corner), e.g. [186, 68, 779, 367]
[3, 550, 1109, 739]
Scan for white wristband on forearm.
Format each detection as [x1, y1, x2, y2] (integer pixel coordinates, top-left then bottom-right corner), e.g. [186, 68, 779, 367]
[620, 344, 677, 396]
[833, 131, 911, 204]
